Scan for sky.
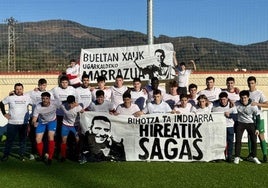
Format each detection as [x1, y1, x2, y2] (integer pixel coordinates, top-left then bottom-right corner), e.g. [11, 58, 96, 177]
[1, 0, 268, 45]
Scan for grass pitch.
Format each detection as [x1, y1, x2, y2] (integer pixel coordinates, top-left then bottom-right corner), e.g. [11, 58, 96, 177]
[0, 151, 268, 188]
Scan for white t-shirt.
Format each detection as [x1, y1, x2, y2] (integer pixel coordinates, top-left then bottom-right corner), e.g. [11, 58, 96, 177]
[143, 101, 172, 114]
[163, 93, 180, 105]
[191, 105, 212, 114]
[174, 103, 192, 114]
[88, 100, 114, 112]
[110, 85, 128, 108]
[130, 89, 148, 103]
[91, 88, 112, 101]
[235, 101, 259, 123]
[75, 86, 92, 109]
[198, 87, 222, 102]
[2, 94, 32, 124]
[212, 101, 237, 127]
[116, 103, 140, 115]
[221, 89, 239, 102]
[176, 69, 192, 87]
[61, 103, 83, 126]
[33, 100, 60, 124]
[50, 86, 76, 116]
[249, 90, 267, 112]
[25, 90, 54, 115]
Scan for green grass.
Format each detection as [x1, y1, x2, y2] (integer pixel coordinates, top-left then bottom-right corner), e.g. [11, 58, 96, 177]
[0, 151, 268, 188]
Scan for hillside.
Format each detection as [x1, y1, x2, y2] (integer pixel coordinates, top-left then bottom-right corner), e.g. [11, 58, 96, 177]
[0, 19, 267, 72]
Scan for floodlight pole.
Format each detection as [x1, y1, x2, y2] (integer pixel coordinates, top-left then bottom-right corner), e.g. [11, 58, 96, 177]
[147, 0, 153, 45]
[6, 17, 17, 72]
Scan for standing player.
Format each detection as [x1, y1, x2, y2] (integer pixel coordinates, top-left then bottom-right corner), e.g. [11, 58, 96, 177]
[74, 74, 92, 162]
[233, 90, 261, 164]
[221, 77, 240, 102]
[163, 80, 180, 109]
[31, 92, 59, 165]
[172, 94, 192, 114]
[26, 78, 52, 160]
[198, 76, 222, 102]
[212, 92, 237, 162]
[144, 77, 166, 103]
[75, 74, 92, 109]
[50, 75, 76, 159]
[110, 75, 128, 109]
[60, 95, 84, 162]
[134, 89, 172, 116]
[188, 83, 199, 106]
[129, 77, 148, 110]
[66, 59, 81, 88]
[173, 51, 196, 95]
[0, 83, 32, 161]
[91, 76, 112, 102]
[247, 76, 268, 162]
[114, 92, 140, 115]
[191, 94, 212, 114]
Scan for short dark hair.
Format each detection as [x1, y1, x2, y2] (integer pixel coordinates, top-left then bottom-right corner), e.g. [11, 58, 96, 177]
[14, 83, 23, 89]
[188, 83, 197, 90]
[219, 92, 228, 99]
[239, 90, 250, 97]
[96, 90, 104, 98]
[247, 76, 256, 83]
[60, 75, 69, 83]
[97, 76, 106, 82]
[226, 77, 235, 83]
[133, 77, 141, 83]
[153, 89, 162, 96]
[116, 75, 123, 79]
[82, 74, 89, 80]
[180, 93, 188, 100]
[123, 91, 131, 99]
[69, 59, 76, 63]
[41, 92, 51, 98]
[38, 78, 47, 85]
[67, 95, 76, 104]
[206, 76, 215, 82]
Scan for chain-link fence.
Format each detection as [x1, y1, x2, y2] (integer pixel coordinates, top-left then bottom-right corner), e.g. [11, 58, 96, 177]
[1, 19, 268, 74]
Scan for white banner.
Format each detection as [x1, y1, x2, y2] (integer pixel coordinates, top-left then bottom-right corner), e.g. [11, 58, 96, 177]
[80, 112, 226, 162]
[80, 43, 175, 83]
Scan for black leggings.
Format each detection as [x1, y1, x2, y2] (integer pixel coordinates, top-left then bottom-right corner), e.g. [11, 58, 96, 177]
[235, 122, 257, 157]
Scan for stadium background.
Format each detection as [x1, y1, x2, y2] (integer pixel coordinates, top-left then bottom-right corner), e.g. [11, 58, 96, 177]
[0, 2, 268, 140]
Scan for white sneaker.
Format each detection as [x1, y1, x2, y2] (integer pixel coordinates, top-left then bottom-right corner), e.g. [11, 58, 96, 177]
[44, 153, 49, 161]
[252, 157, 261, 164]
[29, 154, 35, 160]
[234, 157, 240, 164]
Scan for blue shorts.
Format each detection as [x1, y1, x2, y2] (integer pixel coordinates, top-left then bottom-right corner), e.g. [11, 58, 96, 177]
[36, 120, 57, 133]
[61, 124, 78, 137]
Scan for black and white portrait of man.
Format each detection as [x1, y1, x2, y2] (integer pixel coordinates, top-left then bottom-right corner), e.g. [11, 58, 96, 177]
[83, 115, 126, 162]
[134, 49, 172, 80]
